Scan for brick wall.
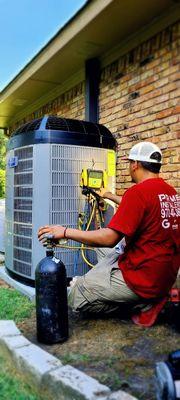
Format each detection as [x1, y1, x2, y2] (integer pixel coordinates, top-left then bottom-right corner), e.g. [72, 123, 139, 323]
[9, 22, 179, 194]
[99, 22, 180, 195]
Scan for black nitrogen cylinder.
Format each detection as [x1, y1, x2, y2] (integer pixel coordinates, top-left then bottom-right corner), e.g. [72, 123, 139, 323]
[35, 247, 69, 344]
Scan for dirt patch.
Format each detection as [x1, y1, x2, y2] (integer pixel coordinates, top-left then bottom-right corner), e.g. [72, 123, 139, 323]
[17, 304, 180, 400]
[0, 254, 5, 265]
[0, 278, 10, 289]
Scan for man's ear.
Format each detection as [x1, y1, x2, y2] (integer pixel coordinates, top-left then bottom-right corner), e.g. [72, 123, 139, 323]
[132, 160, 138, 171]
[137, 161, 144, 170]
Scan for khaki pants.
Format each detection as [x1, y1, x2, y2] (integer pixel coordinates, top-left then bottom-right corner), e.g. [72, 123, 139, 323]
[68, 247, 140, 314]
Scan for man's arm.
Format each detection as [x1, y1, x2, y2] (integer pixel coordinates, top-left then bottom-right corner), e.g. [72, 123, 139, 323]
[38, 225, 123, 248]
[101, 191, 121, 205]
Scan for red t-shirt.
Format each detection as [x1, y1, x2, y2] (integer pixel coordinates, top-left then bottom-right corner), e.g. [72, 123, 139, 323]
[108, 178, 180, 298]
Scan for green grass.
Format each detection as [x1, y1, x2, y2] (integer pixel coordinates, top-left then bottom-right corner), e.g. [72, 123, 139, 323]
[0, 288, 47, 399]
[61, 352, 92, 364]
[0, 287, 34, 322]
[0, 355, 47, 400]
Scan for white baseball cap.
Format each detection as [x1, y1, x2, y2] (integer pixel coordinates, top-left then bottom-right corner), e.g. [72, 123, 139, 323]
[128, 141, 162, 164]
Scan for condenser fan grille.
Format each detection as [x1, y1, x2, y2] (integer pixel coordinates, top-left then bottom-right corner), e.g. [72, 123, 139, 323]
[12, 115, 114, 142]
[14, 118, 42, 135]
[45, 116, 110, 136]
[45, 116, 70, 131]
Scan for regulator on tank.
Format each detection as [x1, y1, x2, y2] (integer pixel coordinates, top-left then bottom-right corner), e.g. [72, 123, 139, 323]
[35, 235, 69, 344]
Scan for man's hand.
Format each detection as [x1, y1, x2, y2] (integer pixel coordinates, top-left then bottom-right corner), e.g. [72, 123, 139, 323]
[99, 190, 122, 205]
[38, 225, 122, 248]
[38, 225, 66, 244]
[102, 191, 115, 200]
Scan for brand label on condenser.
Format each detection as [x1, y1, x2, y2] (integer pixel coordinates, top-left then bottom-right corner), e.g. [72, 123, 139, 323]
[8, 156, 18, 168]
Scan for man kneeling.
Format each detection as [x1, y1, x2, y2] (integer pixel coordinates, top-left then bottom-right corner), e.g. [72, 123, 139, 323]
[38, 142, 180, 322]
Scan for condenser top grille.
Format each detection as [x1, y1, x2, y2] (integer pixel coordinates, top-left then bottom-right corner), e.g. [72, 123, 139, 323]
[13, 118, 43, 135]
[46, 117, 74, 132]
[8, 115, 116, 151]
[45, 116, 108, 136]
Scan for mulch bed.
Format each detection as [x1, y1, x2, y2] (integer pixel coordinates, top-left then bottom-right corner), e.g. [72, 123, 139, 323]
[17, 303, 180, 400]
[0, 277, 179, 399]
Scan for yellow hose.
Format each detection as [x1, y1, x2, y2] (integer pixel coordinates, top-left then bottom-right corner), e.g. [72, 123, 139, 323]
[80, 200, 97, 268]
[81, 247, 95, 268]
[56, 196, 99, 268]
[56, 244, 95, 251]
